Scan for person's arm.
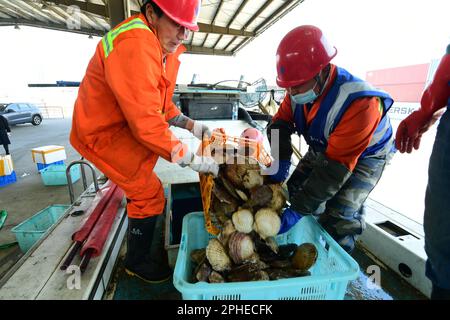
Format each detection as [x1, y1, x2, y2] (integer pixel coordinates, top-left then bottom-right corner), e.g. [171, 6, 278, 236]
[266, 95, 296, 181]
[396, 46, 450, 153]
[167, 114, 211, 140]
[289, 97, 382, 214]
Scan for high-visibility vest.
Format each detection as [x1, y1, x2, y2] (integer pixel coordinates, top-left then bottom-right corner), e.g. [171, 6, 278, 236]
[293, 67, 395, 158]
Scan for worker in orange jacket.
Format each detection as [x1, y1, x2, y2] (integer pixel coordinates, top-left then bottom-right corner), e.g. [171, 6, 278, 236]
[70, 0, 218, 283]
[266, 26, 396, 253]
[396, 44, 450, 300]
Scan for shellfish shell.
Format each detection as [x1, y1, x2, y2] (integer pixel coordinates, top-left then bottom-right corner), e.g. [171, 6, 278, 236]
[232, 209, 254, 234]
[228, 232, 255, 264]
[292, 243, 318, 272]
[206, 238, 232, 272]
[253, 208, 281, 239]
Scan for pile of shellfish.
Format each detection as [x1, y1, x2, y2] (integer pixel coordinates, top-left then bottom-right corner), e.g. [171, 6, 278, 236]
[192, 152, 318, 283]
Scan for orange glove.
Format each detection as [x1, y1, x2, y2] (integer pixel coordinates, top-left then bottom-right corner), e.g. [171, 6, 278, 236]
[395, 109, 443, 153]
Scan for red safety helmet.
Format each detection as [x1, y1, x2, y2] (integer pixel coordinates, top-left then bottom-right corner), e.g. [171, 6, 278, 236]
[276, 25, 337, 88]
[149, 0, 201, 31]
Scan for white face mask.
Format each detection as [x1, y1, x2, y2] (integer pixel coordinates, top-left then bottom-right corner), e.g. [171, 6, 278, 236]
[290, 80, 319, 105]
[291, 89, 318, 105]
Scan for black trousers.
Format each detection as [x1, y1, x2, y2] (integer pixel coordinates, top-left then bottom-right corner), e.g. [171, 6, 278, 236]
[431, 284, 450, 300]
[2, 144, 9, 155]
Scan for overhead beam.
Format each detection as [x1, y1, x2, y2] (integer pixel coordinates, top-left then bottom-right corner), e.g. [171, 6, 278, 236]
[254, 0, 303, 34]
[183, 45, 233, 56]
[0, 18, 105, 36]
[233, 0, 303, 55]
[212, 0, 251, 49]
[197, 23, 254, 37]
[222, 0, 274, 53]
[46, 0, 107, 17]
[2, 0, 46, 22]
[200, 0, 224, 48]
[107, 0, 126, 28]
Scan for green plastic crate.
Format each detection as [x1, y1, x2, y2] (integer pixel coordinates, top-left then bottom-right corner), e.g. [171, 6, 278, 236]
[11, 205, 70, 252]
[173, 212, 360, 300]
[40, 164, 80, 186]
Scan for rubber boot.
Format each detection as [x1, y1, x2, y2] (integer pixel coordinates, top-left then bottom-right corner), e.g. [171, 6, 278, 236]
[124, 215, 172, 283]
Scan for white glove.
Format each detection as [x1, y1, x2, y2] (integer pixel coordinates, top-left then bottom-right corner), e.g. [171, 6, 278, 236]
[190, 121, 212, 140]
[7, 132, 11, 137]
[189, 153, 219, 176]
[176, 149, 219, 176]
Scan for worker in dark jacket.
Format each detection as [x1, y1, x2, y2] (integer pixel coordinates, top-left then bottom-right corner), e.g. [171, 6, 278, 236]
[0, 115, 11, 155]
[396, 44, 450, 300]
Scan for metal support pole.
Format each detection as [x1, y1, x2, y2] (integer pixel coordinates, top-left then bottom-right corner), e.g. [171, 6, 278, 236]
[107, 0, 127, 28]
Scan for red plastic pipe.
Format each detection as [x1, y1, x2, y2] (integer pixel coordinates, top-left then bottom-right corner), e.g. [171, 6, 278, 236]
[80, 186, 125, 259]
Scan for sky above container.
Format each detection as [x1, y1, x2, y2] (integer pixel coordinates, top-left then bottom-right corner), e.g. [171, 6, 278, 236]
[0, 0, 449, 97]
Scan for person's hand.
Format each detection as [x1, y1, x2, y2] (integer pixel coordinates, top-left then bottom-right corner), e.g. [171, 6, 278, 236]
[262, 159, 291, 182]
[175, 148, 219, 176]
[188, 154, 219, 176]
[278, 207, 303, 234]
[396, 110, 443, 153]
[7, 132, 11, 137]
[190, 121, 212, 141]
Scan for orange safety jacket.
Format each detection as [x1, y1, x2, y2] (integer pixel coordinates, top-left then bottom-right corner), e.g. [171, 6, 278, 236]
[70, 13, 186, 218]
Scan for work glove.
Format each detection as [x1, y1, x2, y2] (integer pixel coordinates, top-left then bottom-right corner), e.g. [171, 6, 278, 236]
[262, 159, 291, 182]
[190, 121, 212, 141]
[278, 207, 303, 234]
[189, 153, 219, 176]
[395, 110, 444, 153]
[176, 148, 219, 176]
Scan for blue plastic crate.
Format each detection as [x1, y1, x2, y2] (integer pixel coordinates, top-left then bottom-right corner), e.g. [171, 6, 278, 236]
[37, 160, 64, 172]
[0, 171, 17, 188]
[40, 164, 81, 186]
[11, 205, 70, 253]
[173, 212, 360, 300]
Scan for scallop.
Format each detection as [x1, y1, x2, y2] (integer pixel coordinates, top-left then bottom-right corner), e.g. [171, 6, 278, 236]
[253, 208, 281, 239]
[292, 243, 318, 272]
[243, 169, 264, 190]
[228, 232, 256, 264]
[218, 219, 236, 247]
[268, 184, 287, 212]
[195, 263, 212, 282]
[206, 238, 232, 272]
[208, 271, 225, 283]
[232, 209, 254, 234]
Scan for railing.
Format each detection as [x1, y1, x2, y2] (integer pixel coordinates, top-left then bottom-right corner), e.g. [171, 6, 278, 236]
[36, 104, 65, 119]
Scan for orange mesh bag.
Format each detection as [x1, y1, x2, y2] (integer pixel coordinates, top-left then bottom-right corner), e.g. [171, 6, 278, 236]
[198, 128, 271, 235]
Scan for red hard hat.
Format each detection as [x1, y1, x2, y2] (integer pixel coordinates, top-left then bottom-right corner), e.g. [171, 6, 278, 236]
[151, 0, 201, 31]
[276, 25, 337, 88]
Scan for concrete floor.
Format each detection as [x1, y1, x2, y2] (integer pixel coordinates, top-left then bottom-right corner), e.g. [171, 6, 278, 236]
[0, 118, 97, 278]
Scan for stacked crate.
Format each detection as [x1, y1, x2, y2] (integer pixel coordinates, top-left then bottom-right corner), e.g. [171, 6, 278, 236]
[0, 155, 16, 187]
[31, 145, 66, 172]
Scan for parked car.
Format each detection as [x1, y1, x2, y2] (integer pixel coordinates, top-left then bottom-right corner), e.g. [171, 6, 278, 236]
[0, 103, 43, 126]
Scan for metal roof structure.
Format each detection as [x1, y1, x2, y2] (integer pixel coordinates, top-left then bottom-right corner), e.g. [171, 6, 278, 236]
[0, 0, 304, 56]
